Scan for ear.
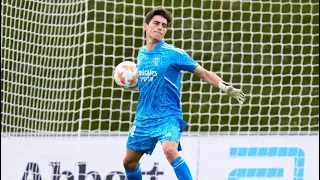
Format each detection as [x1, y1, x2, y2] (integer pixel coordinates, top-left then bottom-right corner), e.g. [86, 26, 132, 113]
[143, 23, 148, 31]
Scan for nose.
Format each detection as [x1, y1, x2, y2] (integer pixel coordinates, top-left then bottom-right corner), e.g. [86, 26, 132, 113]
[157, 24, 163, 31]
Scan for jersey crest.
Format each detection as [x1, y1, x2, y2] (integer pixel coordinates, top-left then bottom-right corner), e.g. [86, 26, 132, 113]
[153, 57, 159, 66]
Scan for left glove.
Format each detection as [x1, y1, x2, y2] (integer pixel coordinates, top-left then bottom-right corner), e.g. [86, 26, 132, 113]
[218, 81, 246, 104]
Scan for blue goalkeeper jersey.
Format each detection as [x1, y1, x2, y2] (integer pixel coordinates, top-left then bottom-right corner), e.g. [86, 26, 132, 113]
[135, 40, 199, 123]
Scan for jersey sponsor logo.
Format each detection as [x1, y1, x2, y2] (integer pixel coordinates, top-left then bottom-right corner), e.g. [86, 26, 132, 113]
[139, 70, 157, 82]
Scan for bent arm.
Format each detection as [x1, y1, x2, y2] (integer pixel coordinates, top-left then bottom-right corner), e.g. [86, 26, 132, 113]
[193, 65, 222, 88]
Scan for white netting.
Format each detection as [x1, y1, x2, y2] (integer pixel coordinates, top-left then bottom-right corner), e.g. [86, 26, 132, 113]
[1, 0, 86, 137]
[1, 0, 319, 137]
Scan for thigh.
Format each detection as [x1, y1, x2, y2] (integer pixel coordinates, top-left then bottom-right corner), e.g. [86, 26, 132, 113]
[126, 125, 158, 155]
[155, 116, 181, 144]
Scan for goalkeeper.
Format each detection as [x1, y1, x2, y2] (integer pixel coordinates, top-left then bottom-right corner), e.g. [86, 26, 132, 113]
[122, 8, 246, 180]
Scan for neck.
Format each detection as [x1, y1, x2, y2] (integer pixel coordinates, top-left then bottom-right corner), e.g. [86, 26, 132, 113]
[146, 37, 161, 51]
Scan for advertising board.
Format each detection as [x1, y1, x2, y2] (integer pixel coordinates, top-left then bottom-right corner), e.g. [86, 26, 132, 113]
[1, 135, 318, 179]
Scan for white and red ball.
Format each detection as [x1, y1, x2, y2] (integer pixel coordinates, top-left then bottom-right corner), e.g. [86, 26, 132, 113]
[113, 61, 138, 89]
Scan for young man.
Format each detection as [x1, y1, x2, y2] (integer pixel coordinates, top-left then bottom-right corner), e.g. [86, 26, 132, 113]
[122, 8, 246, 180]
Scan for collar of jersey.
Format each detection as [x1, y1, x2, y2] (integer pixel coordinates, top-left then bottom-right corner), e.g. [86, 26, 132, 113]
[142, 40, 164, 53]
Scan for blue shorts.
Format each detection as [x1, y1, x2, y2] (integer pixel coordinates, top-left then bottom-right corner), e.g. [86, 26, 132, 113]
[126, 116, 183, 155]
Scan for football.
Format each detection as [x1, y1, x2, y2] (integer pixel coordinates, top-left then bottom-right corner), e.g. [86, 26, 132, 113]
[113, 61, 138, 89]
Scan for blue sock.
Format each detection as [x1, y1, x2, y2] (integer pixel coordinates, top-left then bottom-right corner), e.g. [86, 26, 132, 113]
[125, 163, 142, 180]
[170, 156, 193, 180]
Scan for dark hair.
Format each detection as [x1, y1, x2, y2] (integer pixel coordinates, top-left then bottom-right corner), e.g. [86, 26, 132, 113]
[145, 8, 172, 26]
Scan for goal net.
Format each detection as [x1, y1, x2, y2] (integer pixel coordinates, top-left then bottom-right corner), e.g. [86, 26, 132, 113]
[1, 0, 319, 137]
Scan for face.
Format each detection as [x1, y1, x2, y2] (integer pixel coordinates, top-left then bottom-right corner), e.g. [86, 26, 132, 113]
[144, 15, 168, 41]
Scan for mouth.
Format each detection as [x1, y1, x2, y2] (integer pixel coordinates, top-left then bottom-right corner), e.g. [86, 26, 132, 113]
[154, 32, 162, 36]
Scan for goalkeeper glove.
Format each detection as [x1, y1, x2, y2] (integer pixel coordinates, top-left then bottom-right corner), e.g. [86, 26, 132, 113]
[218, 80, 246, 104]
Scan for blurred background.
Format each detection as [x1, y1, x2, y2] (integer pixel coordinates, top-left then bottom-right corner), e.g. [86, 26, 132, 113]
[1, 0, 318, 135]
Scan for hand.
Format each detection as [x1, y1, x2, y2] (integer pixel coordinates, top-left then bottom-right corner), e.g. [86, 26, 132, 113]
[224, 86, 246, 104]
[219, 81, 246, 104]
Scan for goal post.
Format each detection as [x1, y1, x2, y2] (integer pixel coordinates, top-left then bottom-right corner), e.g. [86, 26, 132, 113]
[1, 0, 319, 137]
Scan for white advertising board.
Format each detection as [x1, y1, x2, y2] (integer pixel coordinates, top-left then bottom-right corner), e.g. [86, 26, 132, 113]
[1, 135, 319, 180]
[197, 135, 319, 180]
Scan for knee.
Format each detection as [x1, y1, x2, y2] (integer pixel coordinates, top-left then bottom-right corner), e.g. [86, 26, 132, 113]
[123, 157, 139, 170]
[163, 147, 179, 162]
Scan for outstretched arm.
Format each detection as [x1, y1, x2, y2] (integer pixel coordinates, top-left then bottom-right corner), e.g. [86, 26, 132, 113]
[193, 65, 246, 104]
